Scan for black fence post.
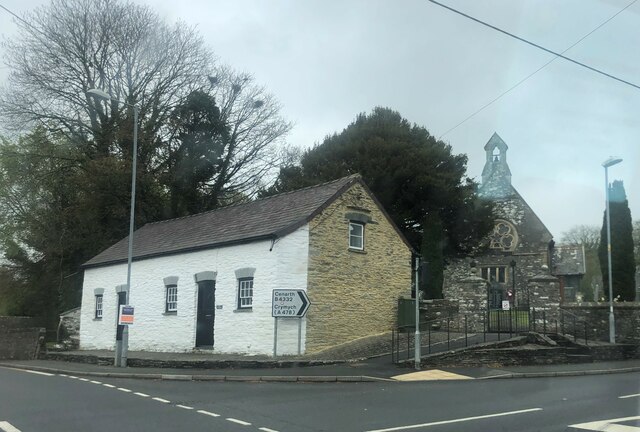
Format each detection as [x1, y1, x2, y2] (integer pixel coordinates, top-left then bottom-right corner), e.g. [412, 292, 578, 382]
[407, 329, 410, 361]
[532, 308, 536, 332]
[391, 330, 395, 363]
[497, 310, 501, 341]
[509, 307, 513, 337]
[543, 311, 547, 336]
[573, 316, 577, 342]
[483, 311, 487, 343]
[447, 317, 451, 351]
[465, 315, 468, 347]
[428, 322, 431, 354]
[584, 322, 588, 346]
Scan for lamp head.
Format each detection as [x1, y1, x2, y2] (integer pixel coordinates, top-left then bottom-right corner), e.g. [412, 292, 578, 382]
[87, 88, 112, 101]
[602, 157, 622, 168]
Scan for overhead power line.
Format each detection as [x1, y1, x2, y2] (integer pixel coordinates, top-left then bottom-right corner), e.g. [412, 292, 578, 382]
[436, 0, 639, 139]
[427, 0, 640, 93]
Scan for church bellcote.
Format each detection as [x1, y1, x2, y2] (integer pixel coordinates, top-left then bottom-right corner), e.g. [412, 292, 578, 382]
[480, 133, 513, 198]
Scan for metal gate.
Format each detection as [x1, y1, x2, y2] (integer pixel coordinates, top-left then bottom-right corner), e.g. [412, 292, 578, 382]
[487, 306, 530, 333]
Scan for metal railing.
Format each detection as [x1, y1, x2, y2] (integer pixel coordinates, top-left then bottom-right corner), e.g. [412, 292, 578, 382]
[391, 307, 599, 364]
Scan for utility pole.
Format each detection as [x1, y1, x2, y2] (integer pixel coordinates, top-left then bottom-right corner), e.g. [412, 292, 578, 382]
[414, 256, 421, 370]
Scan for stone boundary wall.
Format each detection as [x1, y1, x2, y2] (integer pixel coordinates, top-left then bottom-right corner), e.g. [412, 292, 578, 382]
[0, 316, 41, 330]
[422, 299, 458, 321]
[561, 303, 640, 344]
[0, 316, 47, 360]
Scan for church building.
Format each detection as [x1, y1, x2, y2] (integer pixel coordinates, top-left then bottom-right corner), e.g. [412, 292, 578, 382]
[443, 133, 585, 316]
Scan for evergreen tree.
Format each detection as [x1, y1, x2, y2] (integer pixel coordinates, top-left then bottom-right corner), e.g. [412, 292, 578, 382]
[598, 181, 636, 301]
[264, 107, 495, 298]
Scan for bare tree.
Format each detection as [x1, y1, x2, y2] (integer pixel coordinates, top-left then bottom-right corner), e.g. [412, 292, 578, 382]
[1, 0, 291, 196]
[203, 66, 292, 200]
[560, 224, 600, 250]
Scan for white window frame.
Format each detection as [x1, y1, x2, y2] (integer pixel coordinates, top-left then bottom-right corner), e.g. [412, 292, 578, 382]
[482, 266, 507, 283]
[165, 284, 178, 312]
[237, 277, 253, 309]
[94, 294, 103, 319]
[349, 221, 365, 250]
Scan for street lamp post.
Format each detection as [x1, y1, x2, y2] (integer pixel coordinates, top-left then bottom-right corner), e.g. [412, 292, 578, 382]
[602, 156, 623, 344]
[510, 260, 516, 306]
[87, 88, 139, 367]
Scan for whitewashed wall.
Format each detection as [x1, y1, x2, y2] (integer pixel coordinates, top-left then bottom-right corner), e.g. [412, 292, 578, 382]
[79, 226, 309, 355]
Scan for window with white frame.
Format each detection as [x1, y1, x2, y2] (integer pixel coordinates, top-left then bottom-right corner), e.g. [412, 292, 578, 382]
[94, 294, 103, 319]
[482, 266, 506, 283]
[349, 221, 364, 250]
[165, 284, 178, 312]
[237, 277, 253, 309]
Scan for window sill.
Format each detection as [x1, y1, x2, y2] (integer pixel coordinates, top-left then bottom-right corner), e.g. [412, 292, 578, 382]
[233, 308, 253, 313]
[348, 248, 367, 254]
[93, 318, 102, 321]
[163, 311, 177, 316]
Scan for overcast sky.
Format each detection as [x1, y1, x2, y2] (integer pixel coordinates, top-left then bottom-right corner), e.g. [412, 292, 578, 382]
[1, 0, 638, 241]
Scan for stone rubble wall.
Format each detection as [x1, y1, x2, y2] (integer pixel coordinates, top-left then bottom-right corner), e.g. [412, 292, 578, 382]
[561, 303, 640, 343]
[0, 316, 46, 360]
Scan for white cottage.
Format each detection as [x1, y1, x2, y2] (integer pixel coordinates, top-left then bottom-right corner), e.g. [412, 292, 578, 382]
[80, 175, 412, 355]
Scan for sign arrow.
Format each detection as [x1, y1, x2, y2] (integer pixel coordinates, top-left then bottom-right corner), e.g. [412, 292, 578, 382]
[297, 290, 310, 316]
[272, 289, 311, 317]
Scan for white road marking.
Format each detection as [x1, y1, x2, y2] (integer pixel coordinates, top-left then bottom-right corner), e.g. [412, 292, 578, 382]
[102, 384, 116, 388]
[2, 368, 54, 377]
[68, 376, 78, 379]
[134, 392, 149, 398]
[152, 397, 170, 403]
[0, 421, 22, 432]
[197, 410, 220, 418]
[619, 393, 640, 399]
[569, 415, 640, 431]
[365, 408, 543, 432]
[58, 374, 68, 377]
[176, 404, 194, 410]
[259, 428, 280, 432]
[227, 418, 252, 426]
[90, 380, 102, 384]
[78, 378, 90, 382]
[117, 387, 132, 393]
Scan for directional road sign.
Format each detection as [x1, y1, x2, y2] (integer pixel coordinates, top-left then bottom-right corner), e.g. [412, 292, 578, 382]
[272, 289, 311, 317]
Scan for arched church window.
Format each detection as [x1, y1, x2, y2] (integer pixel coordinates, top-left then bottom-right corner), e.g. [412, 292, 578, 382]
[489, 219, 518, 251]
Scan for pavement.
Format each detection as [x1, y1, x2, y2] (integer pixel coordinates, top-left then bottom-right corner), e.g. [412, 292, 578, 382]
[2, 352, 640, 383]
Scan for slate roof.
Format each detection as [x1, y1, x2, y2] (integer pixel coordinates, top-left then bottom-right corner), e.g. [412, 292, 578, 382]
[84, 175, 363, 268]
[552, 244, 587, 276]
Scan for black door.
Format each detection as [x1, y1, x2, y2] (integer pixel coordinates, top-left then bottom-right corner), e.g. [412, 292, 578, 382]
[196, 280, 215, 347]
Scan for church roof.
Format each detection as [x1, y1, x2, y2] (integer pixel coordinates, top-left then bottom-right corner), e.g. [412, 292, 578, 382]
[553, 244, 587, 276]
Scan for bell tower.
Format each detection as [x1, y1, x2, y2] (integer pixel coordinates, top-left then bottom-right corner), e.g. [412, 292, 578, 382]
[480, 132, 512, 198]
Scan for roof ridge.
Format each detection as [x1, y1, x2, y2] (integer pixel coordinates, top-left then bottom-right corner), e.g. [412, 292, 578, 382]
[144, 174, 362, 227]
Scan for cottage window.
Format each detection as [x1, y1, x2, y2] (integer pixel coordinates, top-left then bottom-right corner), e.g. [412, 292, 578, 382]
[349, 221, 364, 250]
[237, 278, 253, 309]
[482, 266, 506, 283]
[165, 285, 178, 312]
[94, 294, 103, 319]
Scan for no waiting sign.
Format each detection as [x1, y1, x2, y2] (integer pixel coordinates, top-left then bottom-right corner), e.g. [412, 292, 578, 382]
[272, 290, 310, 317]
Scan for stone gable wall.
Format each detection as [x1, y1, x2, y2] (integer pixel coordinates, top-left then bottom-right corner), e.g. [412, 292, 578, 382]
[305, 183, 412, 353]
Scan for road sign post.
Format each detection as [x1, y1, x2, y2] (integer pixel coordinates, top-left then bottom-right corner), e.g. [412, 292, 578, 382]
[272, 290, 311, 357]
